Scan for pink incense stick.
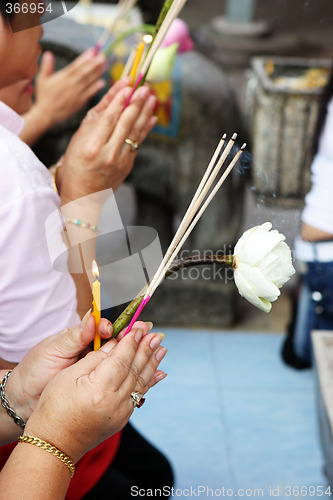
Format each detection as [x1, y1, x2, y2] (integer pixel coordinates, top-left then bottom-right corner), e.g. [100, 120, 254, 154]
[123, 73, 144, 109]
[124, 295, 151, 335]
[94, 43, 103, 54]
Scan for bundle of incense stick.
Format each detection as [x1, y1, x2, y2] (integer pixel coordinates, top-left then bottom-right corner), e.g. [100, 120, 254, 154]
[124, 134, 246, 334]
[95, 0, 139, 52]
[123, 0, 187, 92]
[139, 0, 187, 81]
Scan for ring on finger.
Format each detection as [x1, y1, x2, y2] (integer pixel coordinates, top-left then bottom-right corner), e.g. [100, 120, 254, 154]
[131, 391, 145, 408]
[125, 138, 139, 152]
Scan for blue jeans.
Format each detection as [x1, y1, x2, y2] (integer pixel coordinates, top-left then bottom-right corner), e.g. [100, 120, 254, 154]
[294, 262, 333, 363]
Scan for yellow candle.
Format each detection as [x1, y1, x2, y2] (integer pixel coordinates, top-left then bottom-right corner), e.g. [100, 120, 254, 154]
[92, 260, 101, 350]
[129, 42, 145, 84]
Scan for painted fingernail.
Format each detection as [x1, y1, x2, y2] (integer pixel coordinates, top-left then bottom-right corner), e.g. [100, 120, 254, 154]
[155, 347, 167, 362]
[134, 329, 144, 343]
[80, 309, 92, 331]
[145, 321, 153, 331]
[100, 340, 116, 353]
[150, 333, 165, 350]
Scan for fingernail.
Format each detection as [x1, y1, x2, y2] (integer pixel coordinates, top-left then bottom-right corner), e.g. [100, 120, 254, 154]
[150, 333, 165, 350]
[150, 116, 158, 127]
[100, 340, 116, 353]
[136, 86, 149, 99]
[123, 87, 132, 99]
[80, 309, 92, 331]
[97, 54, 106, 64]
[155, 347, 167, 362]
[134, 329, 144, 343]
[147, 95, 157, 110]
[107, 324, 113, 337]
[154, 372, 167, 383]
[83, 48, 95, 60]
[98, 79, 107, 90]
[145, 321, 153, 331]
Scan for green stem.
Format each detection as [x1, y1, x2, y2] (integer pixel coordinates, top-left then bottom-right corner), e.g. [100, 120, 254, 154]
[151, 0, 174, 41]
[110, 293, 146, 338]
[103, 24, 155, 56]
[108, 254, 234, 339]
[166, 254, 235, 275]
[140, 0, 175, 85]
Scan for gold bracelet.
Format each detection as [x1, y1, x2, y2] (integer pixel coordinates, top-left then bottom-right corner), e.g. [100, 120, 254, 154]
[18, 434, 75, 478]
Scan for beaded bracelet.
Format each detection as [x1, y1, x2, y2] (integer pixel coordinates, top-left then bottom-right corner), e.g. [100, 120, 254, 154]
[0, 371, 26, 429]
[65, 218, 100, 234]
[49, 161, 99, 234]
[18, 435, 75, 478]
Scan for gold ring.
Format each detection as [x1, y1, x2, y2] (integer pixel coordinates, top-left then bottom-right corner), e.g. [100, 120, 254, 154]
[131, 391, 145, 408]
[125, 138, 139, 152]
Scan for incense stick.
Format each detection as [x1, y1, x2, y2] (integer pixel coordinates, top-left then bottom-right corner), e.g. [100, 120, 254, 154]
[96, 0, 139, 52]
[148, 144, 246, 298]
[121, 48, 136, 78]
[145, 133, 237, 300]
[123, 136, 246, 334]
[123, 0, 187, 109]
[139, 0, 187, 79]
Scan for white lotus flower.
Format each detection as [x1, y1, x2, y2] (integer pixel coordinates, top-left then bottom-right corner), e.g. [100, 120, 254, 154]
[233, 222, 295, 313]
[146, 43, 178, 82]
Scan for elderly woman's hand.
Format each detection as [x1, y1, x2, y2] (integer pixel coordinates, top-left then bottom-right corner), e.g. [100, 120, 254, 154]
[58, 78, 157, 202]
[24, 326, 167, 463]
[4, 313, 114, 427]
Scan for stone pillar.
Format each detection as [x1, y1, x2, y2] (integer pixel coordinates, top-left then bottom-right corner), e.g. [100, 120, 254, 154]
[211, 0, 270, 37]
[226, 0, 255, 24]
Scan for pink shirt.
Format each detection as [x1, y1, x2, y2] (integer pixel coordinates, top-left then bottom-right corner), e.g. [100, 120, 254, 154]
[0, 101, 79, 362]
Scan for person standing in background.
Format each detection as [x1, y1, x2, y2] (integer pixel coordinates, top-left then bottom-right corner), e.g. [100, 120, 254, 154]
[282, 67, 333, 369]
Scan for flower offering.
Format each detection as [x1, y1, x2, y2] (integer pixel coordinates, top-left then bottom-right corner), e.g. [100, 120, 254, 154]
[233, 222, 295, 313]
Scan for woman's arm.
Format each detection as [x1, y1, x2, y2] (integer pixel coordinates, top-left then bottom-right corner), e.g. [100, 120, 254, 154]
[1, 442, 71, 500]
[0, 314, 116, 444]
[0, 325, 167, 499]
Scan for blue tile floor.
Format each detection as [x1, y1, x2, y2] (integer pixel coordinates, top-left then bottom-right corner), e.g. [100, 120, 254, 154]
[131, 329, 329, 499]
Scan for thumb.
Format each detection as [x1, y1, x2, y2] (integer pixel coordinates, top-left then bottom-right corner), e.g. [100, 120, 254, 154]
[56, 313, 95, 357]
[38, 51, 55, 79]
[69, 338, 117, 377]
[58, 314, 117, 359]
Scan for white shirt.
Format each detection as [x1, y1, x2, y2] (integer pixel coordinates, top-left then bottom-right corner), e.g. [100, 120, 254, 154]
[0, 101, 79, 362]
[302, 97, 333, 234]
